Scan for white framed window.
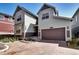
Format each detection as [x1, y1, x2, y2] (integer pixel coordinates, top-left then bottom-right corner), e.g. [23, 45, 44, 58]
[42, 13, 49, 20]
[16, 29, 21, 33]
[17, 15, 21, 21]
[67, 26, 69, 29]
[67, 30, 70, 37]
[16, 26, 21, 34]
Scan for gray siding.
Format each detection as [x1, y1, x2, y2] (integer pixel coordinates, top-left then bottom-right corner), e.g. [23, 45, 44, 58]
[38, 8, 71, 41]
[72, 11, 79, 29]
[14, 10, 25, 35]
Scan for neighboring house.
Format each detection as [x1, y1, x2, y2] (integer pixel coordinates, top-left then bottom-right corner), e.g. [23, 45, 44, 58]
[13, 6, 38, 39]
[0, 13, 14, 35]
[72, 8, 79, 38]
[37, 4, 72, 42]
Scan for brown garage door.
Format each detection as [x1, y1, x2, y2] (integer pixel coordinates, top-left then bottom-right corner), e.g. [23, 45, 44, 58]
[42, 27, 65, 41]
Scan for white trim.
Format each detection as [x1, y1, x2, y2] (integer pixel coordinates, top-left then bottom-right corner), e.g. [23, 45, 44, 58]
[53, 15, 72, 20]
[75, 16, 78, 22]
[65, 27, 67, 41]
[0, 32, 14, 35]
[0, 21, 14, 25]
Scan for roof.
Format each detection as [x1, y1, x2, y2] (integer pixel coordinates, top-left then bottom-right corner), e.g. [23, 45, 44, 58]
[13, 6, 38, 19]
[37, 3, 57, 15]
[53, 16, 72, 21]
[0, 12, 13, 18]
[72, 8, 79, 18]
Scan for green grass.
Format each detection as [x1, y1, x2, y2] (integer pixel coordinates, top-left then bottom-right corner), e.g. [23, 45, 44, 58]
[0, 36, 19, 43]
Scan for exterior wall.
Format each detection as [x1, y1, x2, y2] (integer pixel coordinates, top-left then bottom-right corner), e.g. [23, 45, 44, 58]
[24, 13, 36, 33]
[14, 10, 24, 35]
[0, 15, 14, 35]
[71, 11, 79, 37]
[39, 8, 56, 18]
[38, 8, 71, 41]
[72, 12, 79, 29]
[14, 9, 36, 38]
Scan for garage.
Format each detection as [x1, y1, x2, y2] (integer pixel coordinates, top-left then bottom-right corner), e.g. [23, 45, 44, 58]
[42, 27, 65, 41]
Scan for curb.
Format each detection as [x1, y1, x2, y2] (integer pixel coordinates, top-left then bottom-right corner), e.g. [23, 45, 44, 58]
[0, 42, 9, 52]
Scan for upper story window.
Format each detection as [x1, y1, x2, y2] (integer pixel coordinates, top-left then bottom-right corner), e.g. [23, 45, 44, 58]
[67, 26, 69, 29]
[16, 29, 21, 34]
[42, 13, 49, 20]
[75, 16, 78, 22]
[17, 16, 21, 21]
[0, 15, 4, 20]
[67, 30, 70, 37]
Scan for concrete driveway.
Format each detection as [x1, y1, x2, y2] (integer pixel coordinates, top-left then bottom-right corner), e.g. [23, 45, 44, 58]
[0, 41, 79, 55]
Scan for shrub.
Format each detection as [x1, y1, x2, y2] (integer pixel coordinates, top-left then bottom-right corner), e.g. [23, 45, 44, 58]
[77, 41, 79, 46]
[0, 35, 19, 43]
[68, 38, 77, 48]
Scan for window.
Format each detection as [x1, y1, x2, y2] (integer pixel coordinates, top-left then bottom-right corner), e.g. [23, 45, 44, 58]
[75, 16, 78, 22]
[67, 26, 69, 29]
[67, 30, 70, 37]
[42, 13, 49, 20]
[17, 16, 21, 21]
[0, 15, 4, 20]
[16, 29, 21, 33]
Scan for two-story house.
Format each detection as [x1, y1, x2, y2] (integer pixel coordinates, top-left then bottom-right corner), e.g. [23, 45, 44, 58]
[0, 4, 78, 43]
[0, 13, 14, 35]
[13, 6, 38, 39]
[72, 8, 79, 38]
[0, 4, 72, 43]
[37, 4, 72, 43]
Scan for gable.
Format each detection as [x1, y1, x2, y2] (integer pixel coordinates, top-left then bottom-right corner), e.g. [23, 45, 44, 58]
[13, 6, 37, 20]
[13, 6, 23, 17]
[37, 4, 57, 15]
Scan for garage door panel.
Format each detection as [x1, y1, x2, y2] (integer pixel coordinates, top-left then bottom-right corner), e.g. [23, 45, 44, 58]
[42, 28, 65, 41]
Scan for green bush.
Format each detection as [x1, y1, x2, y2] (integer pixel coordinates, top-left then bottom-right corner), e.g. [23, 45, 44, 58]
[77, 41, 79, 46]
[0, 35, 19, 43]
[68, 38, 79, 48]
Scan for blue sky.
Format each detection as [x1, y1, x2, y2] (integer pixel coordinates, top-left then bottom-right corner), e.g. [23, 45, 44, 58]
[0, 3, 79, 17]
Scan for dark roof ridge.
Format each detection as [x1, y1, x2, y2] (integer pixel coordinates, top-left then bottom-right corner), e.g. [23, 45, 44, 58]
[37, 3, 57, 14]
[72, 8, 79, 18]
[13, 5, 38, 19]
